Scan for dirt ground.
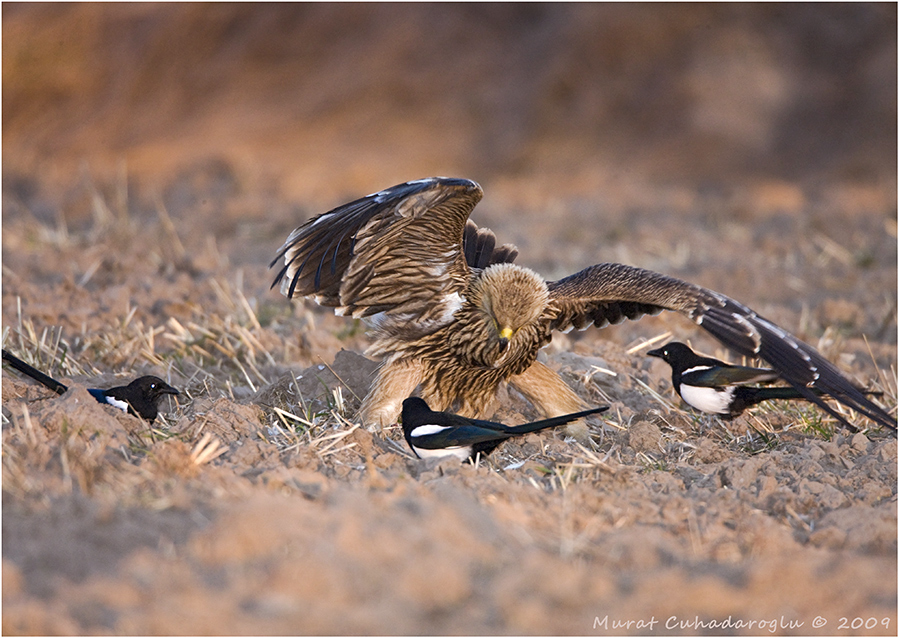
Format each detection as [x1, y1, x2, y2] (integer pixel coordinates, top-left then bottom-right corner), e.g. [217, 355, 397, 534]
[2, 5, 897, 635]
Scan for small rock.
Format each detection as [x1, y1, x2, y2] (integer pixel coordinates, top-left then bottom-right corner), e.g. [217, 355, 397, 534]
[627, 420, 663, 453]
[850, 432, 870, 454]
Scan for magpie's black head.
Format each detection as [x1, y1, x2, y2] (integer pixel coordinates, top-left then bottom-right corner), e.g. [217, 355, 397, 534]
[128, 376, 180, 402]
[103, 375, 180, 422]
[646, 342, 697, 368]
[400, 397, 434, 435]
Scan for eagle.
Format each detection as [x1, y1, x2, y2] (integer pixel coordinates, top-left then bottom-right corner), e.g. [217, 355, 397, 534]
[271, 177, 896, 437]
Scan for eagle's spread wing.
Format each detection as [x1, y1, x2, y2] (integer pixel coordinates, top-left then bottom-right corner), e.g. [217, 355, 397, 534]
[548, 263, 896, 432]
[546, 263, 678, 330]
[271, 177, 486, 333]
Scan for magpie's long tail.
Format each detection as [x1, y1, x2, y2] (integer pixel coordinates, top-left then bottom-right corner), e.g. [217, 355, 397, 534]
[745, 385, 883, 406]
[506, 405, 609, 435]
[1, 349, 68, 395]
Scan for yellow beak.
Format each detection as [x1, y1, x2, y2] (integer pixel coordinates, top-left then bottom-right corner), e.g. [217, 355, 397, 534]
[499, 327, 514, 340]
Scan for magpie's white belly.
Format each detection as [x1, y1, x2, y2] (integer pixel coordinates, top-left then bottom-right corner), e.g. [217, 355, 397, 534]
[412, 445, 472, 461]
[679, 384, 735, 415]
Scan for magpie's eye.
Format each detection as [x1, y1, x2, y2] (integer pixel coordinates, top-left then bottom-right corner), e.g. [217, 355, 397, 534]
[150, 383, 157, 390]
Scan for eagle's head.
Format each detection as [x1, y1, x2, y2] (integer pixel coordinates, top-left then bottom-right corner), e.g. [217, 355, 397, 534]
[465, 263, 550, 369]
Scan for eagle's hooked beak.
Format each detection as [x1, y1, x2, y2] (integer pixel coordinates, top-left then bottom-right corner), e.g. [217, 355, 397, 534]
[498, 326, 514, 352]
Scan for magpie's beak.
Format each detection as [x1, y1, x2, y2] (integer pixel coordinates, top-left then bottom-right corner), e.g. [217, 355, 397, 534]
[160, 386, 180, 396]
[646, 347, 663, 359]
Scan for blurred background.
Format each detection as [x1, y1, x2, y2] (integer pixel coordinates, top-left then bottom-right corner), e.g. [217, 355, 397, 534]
[4, 3, 895, 201]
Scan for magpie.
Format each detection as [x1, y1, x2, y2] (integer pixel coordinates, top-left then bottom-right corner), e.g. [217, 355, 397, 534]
[400, 396, 609, 461]
[2, 349, 179, 423]
[647, 342, 891, 431]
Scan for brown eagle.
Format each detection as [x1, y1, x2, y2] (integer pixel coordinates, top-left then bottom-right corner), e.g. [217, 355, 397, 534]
[271, 177, 895, 436]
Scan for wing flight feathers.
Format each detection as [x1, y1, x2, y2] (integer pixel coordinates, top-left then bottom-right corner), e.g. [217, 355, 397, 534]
[271, 177, 483, 330]
[463, 220, 519, 269]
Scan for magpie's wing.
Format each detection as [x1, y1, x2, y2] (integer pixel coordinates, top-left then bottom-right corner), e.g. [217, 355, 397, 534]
[683, 364, 781, 388]
[410, 425, 511, 450]
[547, 263, 896, 433]
[414, 406, 609, 451]
[271, 178, 482, 337]
[87, 387, 109, 403]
